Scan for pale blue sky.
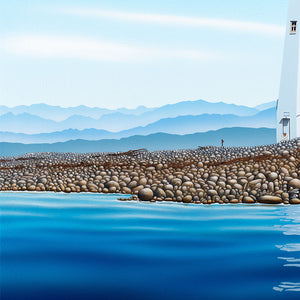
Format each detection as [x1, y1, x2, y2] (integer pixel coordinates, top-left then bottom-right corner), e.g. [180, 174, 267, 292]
[0, 0, 289, 109]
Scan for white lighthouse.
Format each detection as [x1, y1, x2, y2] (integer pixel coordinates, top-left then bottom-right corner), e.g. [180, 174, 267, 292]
[277, 0, 300, 142]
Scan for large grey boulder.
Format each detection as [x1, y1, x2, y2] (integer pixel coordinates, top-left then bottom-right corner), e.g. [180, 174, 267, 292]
[138, 188, 154, 201]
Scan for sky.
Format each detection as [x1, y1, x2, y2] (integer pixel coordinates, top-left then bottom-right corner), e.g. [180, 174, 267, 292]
[0, 0, 290, 109]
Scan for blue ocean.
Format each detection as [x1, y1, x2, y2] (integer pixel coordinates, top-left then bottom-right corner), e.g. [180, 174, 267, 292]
[1, 192, 300, 300]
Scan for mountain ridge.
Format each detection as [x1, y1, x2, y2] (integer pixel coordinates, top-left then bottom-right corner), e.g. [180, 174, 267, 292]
[0, 127, 276, 157]
[0, 107, 275, 135]
[0, 108, 276, 142]
[0, 103, 152, 121]
[0, 99, 261, 125]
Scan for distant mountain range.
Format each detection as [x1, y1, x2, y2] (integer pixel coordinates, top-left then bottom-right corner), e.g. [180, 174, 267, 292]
[0, 103, 152, 121]
[0, 99, 275, 134]
[0, 100, 277, 154]
[0, 101, 274, 121]
[0, 128, 276, 157]
[0, 108, 276, 143]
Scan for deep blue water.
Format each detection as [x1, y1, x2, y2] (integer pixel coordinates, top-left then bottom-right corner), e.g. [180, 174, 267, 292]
[1, 192, 300, 300]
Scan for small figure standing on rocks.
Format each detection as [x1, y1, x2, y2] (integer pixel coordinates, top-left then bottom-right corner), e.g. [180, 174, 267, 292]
[283, 133, 287, 142]
[221, 139, 224, 147]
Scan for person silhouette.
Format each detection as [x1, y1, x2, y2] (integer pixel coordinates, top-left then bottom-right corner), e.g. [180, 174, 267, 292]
[221, 139, 224, 147]
[283, 133, 287, 141]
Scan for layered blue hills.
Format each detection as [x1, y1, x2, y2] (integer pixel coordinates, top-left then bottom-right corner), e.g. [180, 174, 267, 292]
[0, 99, 277, 154]
[0, 108, 276, 143]
[0, 99, 272, 134]
[0, 103, 152, 121]
[0, 128, 276, 157]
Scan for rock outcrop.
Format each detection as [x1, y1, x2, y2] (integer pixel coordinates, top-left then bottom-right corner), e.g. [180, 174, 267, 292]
[1, 139, 300, 205]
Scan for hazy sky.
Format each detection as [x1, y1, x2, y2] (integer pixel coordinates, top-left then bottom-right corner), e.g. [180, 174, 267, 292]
[0, 0, 289, 109]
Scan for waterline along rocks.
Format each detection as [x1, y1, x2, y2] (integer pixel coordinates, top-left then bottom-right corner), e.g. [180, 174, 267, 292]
[1, 139, 300, 205]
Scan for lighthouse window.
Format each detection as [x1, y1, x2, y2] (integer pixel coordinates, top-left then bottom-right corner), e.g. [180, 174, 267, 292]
[290, 21, 297, 34]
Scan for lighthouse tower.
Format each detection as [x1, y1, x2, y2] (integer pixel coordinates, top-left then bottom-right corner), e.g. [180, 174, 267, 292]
[277, 0, 300, 142]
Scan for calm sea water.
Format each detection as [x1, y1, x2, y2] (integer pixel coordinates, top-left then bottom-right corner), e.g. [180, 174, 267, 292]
[1, 192, 300, 300]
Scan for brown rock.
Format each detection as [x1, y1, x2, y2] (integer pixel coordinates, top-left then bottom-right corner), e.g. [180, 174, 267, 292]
[207, 190, 218, 196]
[122, 187, 132, 194]
[183, 195, 193, 203]
[165, 190, 174, 198]
[230, 199, 239, 204]
[138, 188, 154, 201]
[258, 195, 282, 204]
[105, 181, 119, 189]
[289, 179, 300, 189]
[243, 196, 255, 204]
[290, 198, 300, 205]
[154, 188, 166, 198]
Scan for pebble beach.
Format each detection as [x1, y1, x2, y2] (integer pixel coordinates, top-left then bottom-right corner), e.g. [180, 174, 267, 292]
[1, 139, 300, 205]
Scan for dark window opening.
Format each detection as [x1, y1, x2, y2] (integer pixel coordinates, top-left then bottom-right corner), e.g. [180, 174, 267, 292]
[290, 21, 297, 34]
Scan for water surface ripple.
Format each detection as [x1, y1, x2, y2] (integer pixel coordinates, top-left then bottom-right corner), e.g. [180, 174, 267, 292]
[1, 192, 300, 300]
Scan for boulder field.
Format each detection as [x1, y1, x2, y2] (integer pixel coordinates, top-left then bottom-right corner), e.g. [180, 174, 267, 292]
[1, 139, 300, 205]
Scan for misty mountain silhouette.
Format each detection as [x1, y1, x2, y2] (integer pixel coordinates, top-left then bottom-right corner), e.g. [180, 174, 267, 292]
[0, 128, 276, 157]
[0, 108, 275, 142]
[0, 99, 268, 133]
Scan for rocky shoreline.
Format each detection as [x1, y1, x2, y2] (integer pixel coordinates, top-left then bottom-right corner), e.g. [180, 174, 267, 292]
[1, 139, 300, 205]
